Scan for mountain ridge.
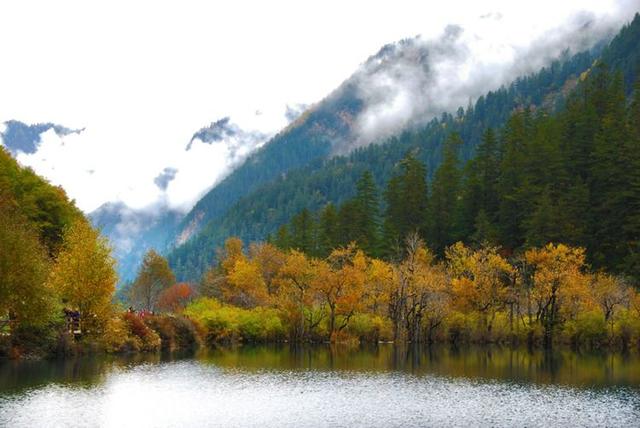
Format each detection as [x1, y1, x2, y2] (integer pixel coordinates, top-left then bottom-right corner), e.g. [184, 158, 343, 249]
[166, 15, 640, 281]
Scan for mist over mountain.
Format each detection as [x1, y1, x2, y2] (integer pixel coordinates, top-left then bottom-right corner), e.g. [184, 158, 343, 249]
[4, 6, 634, 286]
[167, 10, 626, 277]
[89, 116, 274, 282]
[345, 13, 616, 153]
[90, 201, 183, 283]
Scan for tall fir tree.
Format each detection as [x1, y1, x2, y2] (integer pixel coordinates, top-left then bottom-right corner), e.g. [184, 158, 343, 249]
[317, 203, 340, 258]
[290, 208, 315, 254]
[460, 127, 501, 239]
[496, 111, 531, 252]
[426, 133, 463, 255]
[353, 171, 380, 256]
[382, 152, 429, 256]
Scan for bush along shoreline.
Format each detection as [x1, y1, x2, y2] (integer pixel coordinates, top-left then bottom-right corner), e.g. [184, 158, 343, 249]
[4, 234, 640, 361]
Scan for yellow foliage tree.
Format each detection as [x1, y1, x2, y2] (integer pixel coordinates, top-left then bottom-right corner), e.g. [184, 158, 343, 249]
[47, 220, 117, 335]
[314, 244, 367, 340]
[248, 242, 285, 295]
[275, 250, 319, 339]
[447, 242, 513, 339]
[525, 243, 587, 347]
[591, 273, 627, 335]
[365, 258, 396, 316]
[225, 258, 270, 308]
[219, 237, 244, 275]
[0, 203, 55, 328]
[392, 234, 450, 343]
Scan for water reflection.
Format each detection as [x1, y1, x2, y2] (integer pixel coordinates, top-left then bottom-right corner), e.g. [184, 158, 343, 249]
[198, 344, 640, 388]
[0, 346, 638, 427]
[1, 345, 639, 394]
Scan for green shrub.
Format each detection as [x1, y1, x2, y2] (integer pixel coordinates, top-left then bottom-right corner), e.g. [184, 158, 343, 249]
[185, 298, 286, 344]
[347, 314, 393, 342]
[564, 311, 607, 348]
[446, 311, 472, 343]
[237, 308, 285, 342]
[613, 309, 640, 349]
[11, 322, 62, 357]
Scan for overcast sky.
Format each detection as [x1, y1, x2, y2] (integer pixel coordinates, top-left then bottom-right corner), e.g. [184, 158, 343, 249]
[0, 0, 637, 213]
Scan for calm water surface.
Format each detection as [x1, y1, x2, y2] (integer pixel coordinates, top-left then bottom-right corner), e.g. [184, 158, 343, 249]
[0, 345, 639, 427]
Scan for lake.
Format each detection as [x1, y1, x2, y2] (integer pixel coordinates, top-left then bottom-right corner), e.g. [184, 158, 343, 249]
[1, 345, 639, 427]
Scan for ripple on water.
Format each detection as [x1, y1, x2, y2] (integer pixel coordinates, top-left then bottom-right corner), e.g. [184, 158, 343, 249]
[1, 360, 639, 427]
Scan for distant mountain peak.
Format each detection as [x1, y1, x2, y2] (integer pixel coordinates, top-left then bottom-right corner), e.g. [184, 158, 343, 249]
[0, 120, 84, 155]
[186, 117, 236, 150]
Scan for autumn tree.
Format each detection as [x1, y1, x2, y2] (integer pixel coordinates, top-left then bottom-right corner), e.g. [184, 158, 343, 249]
[225, 258, 269, 308]
[157, 283, 195, 313]
[0, 146, 82, 256]
[131, 249, 175, 312]
[364, 258, 395, 316]
[0, 202, 54, 329]
[218, 237, 245, 275]
[275, 250, 320, 339]
[200, 265, 225, 299]
[392, 233, 450, 343]
[591, 273, 627, 336]
[314, 244, 367, 340]
[47, 220, 117, 334]
[447, 242, 513, 341]
[525, 243, 587, 347]
[248, 242, 285, 295]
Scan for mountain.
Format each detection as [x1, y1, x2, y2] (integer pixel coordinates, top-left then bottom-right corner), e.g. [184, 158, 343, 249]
[0, 120, 84, 155]
[171, 19, 621, 250]
[166, 15, 640, 281]
[89, 116, 271, 283]
[89, 202, 183, 283]
[173, 78, 360, 247]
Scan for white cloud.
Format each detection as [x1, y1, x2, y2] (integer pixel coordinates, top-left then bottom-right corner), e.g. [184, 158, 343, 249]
[0, 0, 636, 212]
[348, 9, 627, 149]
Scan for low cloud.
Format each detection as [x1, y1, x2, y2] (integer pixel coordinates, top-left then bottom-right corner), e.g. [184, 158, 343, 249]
[8, 113, 280, 213]
[285, 104, 309, 122]
[339, 8, 628, 153]
[153, 167, 178, 191]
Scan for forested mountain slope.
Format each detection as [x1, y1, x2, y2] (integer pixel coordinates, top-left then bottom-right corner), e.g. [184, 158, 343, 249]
[173, 23, 613, 248]
[167, 14, 640, 281]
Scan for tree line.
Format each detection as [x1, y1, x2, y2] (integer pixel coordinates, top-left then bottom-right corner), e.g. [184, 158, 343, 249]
[179, 235, 638, 349]
[156, 63, 640, 349]
[273, 64, 640, 282]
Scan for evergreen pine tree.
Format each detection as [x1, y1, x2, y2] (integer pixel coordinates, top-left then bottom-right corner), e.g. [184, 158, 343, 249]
[354, 171, 380, 255]
[317, 203, 340, 257]
[383, 152, 429, 254]
[426, 133, 463, 255]
[290, 208, 315, 254]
